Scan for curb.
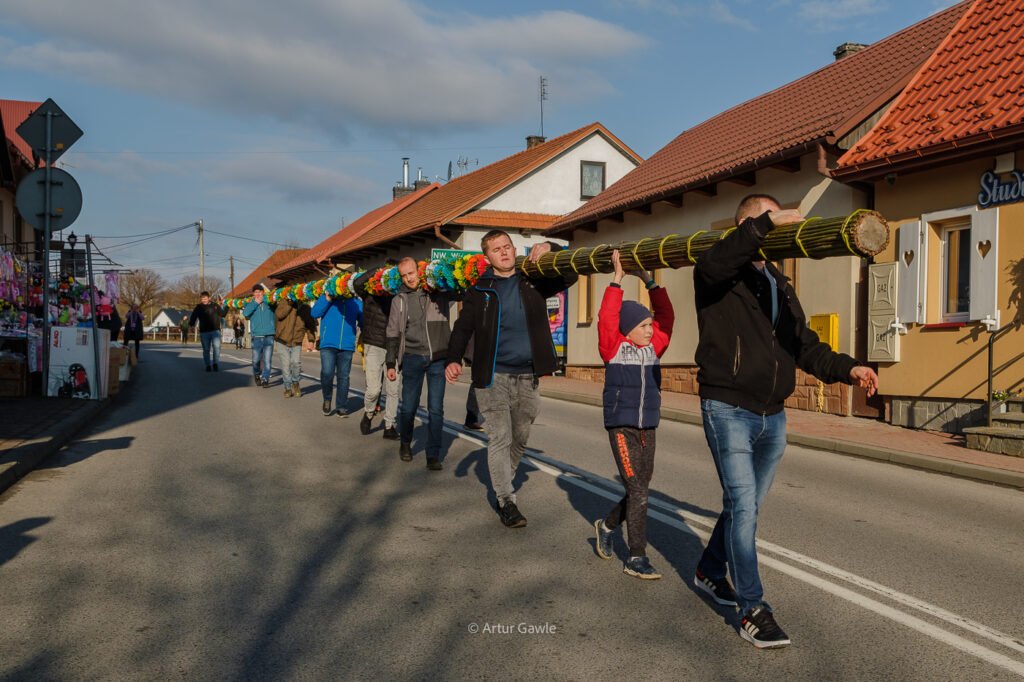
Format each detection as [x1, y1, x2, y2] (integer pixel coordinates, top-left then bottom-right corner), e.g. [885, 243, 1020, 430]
[0, 398, 108, 494]
[539, 388, 1024, 490]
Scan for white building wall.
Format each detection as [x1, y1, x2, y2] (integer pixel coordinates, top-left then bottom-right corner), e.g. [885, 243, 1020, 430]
[566, 154, 868, 368]
[481, 135, 639, 215]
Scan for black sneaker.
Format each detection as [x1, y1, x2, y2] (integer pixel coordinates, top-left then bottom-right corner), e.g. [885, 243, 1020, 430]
[740, 606, 791, 649]
[623, 555, 662, 580]
[254, 375, 261, 387]
[399, 442, 413, 461]
[464, 417, 484, 431]
[694, 569, 739, 607]
[360, 413, 372, 435]
[594, 519, 614, 560]
[261, 377, 270, 388]
[497, 501, 527, 528]
[426, 457, 442, 471]
[382, 426, 399, 440]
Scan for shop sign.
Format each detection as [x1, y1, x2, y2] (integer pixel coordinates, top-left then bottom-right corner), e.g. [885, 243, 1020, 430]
[977, 169, 1024, 208]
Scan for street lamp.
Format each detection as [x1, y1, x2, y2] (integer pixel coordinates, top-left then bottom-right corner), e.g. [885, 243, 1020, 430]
[66, 231, 78, 249]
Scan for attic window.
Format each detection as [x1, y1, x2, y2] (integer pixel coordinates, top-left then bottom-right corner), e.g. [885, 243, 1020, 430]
[581, 161, 606, 199]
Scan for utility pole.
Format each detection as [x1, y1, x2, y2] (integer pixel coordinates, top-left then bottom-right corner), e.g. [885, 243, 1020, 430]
[229, 255, 235, 294]
[197, 219, 205, 292]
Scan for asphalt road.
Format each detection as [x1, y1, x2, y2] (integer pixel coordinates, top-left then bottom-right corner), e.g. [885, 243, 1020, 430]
[1, 343, 1022, 680]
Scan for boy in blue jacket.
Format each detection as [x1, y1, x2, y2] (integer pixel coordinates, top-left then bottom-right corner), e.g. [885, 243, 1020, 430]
[243, 285, 276, 387]
[593, 250, 674, 580]
[312, 289, 363, 416]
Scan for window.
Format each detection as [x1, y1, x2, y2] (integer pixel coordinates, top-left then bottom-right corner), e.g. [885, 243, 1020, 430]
[580, 161, 606, 199]
[939, 220, 971, 322]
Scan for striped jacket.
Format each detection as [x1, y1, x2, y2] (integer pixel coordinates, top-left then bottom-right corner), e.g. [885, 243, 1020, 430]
[598, 284, 674, 429]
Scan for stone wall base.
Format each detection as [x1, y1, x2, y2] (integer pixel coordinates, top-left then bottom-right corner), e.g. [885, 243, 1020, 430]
[890, 397, 986, 433]
[565, 365, 851, 416]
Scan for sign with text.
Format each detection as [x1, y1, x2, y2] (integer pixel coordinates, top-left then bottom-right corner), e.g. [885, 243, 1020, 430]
[430, 248, 481, 260]
[978, 169, 1024, 209]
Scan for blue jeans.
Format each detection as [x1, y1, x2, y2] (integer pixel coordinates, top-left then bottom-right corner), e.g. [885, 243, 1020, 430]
[320, 347, 354, 408]
[251, 335, 275, 380]
[697, 399, 787, 613]
[397, 354, 446, 459]
[200, 330, 221, 367]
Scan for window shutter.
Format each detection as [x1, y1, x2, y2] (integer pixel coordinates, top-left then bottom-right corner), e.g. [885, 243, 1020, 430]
[969, 208, 999, 327]
[896, 220, 925, 324]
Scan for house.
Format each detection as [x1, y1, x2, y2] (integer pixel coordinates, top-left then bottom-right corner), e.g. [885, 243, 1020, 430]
[548, 1, 971, 418]
[227, 248, 306, 299]
[326, 123, 642, 269]
[832, 0, 1023, 443]
[0, 99, 43, 259]
[150, 308, 189, 330]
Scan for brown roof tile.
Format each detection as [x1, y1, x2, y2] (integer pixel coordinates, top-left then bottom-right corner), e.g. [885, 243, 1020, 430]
[0, 99, 43, 168]
[449, 210, 558, 230]
[835, 0, 1024, 178]
[337, 122, 640, 257]
[229, 249, 306, 298]
[551, 1, 971, 232]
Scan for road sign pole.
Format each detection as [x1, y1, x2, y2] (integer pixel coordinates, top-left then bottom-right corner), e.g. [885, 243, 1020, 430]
[41, 111, 53, 396]
[86, 236, 101, 400]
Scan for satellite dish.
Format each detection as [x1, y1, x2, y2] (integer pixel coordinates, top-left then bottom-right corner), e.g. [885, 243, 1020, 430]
[447, 161, 452, 181]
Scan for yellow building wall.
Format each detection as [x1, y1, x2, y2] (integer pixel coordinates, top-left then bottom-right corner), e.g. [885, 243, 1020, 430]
[873, 155, 1024, 401]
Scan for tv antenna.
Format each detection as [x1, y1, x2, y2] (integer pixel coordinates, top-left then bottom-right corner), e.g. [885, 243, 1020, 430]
[455, 156, 478, 175]
[539, 75, 549, 138]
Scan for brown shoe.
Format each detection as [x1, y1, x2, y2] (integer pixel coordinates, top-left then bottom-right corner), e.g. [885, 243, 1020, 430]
[284, 386, 293, 398]
[292, 382, 301, 397]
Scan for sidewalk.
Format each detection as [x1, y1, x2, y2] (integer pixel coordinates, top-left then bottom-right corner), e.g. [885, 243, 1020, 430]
[0, 397, 107, 493]
[539, 375, 1024, 489]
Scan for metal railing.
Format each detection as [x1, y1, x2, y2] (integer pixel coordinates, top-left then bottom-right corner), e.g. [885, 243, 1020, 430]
[986, 321, 1019, 428]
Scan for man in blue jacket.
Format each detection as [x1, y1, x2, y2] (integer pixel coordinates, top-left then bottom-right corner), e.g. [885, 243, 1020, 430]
[242, 284, 276, 387]
[312, 288, 363, 416]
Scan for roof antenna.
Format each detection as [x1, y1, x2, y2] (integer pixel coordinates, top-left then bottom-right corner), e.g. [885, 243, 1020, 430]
[539, 75, 549, 138]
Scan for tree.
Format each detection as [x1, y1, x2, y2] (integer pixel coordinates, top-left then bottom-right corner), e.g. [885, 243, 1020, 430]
[119, 269, 166, 312]
[167, 274, 226, 308]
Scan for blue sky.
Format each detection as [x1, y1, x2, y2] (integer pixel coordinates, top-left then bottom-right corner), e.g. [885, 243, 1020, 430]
[0, 0, 957, 289]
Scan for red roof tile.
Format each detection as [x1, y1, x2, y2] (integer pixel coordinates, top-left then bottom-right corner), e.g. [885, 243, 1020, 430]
[336, 123, 641, 257]
[835, 0, 1024, 178]
[551, 1, 970, 232]
[0, 99, 43, 168]
[229, 249, 306, 299]
[270, 183, 438, 281]
[449, 210, 558, 230]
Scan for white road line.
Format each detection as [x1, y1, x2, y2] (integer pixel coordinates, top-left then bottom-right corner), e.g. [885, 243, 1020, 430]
[184, 350, 1024, 675]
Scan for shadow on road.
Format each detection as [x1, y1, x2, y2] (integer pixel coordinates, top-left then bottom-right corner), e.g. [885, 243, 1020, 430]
[0, 516, 51, 567]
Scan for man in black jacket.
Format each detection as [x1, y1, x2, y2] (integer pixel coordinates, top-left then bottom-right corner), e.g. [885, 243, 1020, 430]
[355, 261, 399, 439]
[691, 194, 878, 649]
[189, 291, 225, 372]
[446, 231, 577, 528]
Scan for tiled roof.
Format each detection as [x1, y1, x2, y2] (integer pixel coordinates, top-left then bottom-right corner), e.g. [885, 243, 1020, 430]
[449, 210, 558, 230]
[0, 99, 43, 168]
[551, 1, 971, 232]
[229, 248, 305, 298]
[336, 122, 641, 257]
[835, 0, 1024, 178]
[270, 183, 438, 281]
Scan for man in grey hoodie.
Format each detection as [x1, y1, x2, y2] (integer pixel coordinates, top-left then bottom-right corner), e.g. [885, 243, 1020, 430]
[385, 257, 458, 471]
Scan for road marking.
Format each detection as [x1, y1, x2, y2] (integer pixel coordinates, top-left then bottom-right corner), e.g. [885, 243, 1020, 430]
[186, 349, 1024, 674]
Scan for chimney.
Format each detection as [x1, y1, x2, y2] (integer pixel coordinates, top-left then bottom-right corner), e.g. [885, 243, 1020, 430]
[833, 42, 868, 60]
[393, 158, 415, 200]
[526, 135, 546, 149]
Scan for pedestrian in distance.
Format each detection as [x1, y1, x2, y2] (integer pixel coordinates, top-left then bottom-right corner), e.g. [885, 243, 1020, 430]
[692, 193, 879, 649]
[233, 317, 245, 349]
[311, 286, 362, 416]
[123, 303, 145, 360]
[354, 261, 400, 439]
[593, 250, 674, 580]
[446, 231, 577, 528]
[189, 291, 225, 372]
[243, 284, 276, 387]
[179, 314, 189, 345]
[275, 297, 317, 398]
[385, 257, 458, 471]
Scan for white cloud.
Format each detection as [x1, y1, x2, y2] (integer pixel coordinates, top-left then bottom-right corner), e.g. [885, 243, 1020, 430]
[709, 0, 758, 31]
[798, 0, 886, 29]
[0, 1, 648, 138]
[64, 150, 185, 182]
[207, 156, 377, 204]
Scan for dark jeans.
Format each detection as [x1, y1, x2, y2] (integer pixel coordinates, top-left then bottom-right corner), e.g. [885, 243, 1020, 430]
[200, 330, 221, 368]
[604, 427, 657, 557]
[696, 399, 787, 613]
[130, 339, 140, 358]
[397, 354, 446, 459]
[251, 335, 275, 380]
[320, 347, 354, 409]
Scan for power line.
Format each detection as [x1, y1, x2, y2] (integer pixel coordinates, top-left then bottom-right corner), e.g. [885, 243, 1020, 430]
[204, 228, 305, 248]
[66, 144, 520, 157]
[87, 222, 201, 239]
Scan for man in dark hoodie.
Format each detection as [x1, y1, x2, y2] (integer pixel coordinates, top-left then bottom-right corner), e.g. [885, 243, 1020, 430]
[189, 291, 225, 372]
[446, 231, 576, 528]
[385, 257, 459, 471]
[691, 194, 878, 649]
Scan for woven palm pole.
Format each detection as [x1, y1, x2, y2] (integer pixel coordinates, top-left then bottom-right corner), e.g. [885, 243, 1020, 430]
[516, 210, 890, 278]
